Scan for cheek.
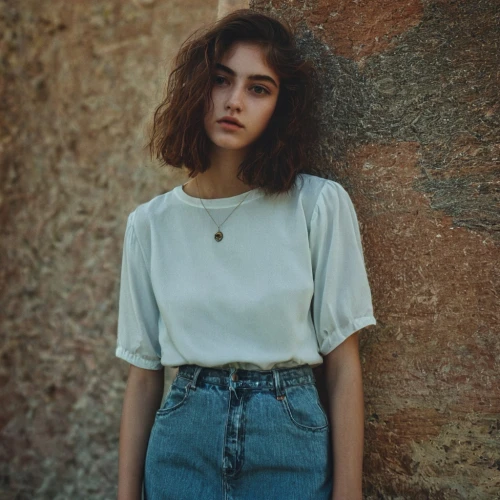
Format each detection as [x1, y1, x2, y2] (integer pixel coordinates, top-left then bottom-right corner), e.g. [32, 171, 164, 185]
[258, 101, 278, 128]
[203, 103, 214, 133]
[204, 86, 221, 115]
[209, 87, 224, 108]
[203, 103, 217, 134]
[203, 96, 214, 118]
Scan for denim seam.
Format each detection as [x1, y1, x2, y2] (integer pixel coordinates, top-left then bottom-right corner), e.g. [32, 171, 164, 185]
[280, 386, 330, 432]
[281, 398, 330, 432]
[176, 377, 314, 388]
[222, 386, 232, 479]
[155, 384, 191, 417]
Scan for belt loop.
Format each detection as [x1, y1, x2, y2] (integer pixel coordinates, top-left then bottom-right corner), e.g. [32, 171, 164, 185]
[190, 365, 203, 390]
[272, 369, 285, 400]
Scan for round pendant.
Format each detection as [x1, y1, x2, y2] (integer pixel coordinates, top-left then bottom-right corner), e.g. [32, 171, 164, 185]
[214, 231, 223, 242]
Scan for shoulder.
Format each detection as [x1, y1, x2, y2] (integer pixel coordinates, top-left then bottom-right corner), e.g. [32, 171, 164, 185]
[126, 190, 175, 242]
[295, 173, 350, 212]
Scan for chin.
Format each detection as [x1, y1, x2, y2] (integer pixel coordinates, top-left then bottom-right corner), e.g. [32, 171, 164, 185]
[211, 137, 251, 151]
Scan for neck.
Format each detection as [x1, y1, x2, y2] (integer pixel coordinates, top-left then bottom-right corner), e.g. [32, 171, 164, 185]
[193, 146, 254, 199]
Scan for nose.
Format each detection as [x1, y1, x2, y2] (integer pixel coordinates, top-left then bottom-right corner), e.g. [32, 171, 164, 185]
[225, 84, 244, 112]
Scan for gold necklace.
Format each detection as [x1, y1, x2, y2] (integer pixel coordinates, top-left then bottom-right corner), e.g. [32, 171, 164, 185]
[195, 176, 253, 242]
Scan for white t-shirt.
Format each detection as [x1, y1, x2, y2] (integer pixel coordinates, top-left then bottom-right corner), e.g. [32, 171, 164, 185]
[115, 173, 376, 371]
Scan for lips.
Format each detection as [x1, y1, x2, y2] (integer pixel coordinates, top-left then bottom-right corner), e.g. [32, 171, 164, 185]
[217, 116, 243, 128]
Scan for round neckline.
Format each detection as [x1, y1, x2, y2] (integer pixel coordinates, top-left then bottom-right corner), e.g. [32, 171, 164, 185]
[174, 183, 265, 208]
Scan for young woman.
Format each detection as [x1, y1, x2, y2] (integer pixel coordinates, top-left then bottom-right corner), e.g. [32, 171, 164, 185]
[116, 9, 376, 500]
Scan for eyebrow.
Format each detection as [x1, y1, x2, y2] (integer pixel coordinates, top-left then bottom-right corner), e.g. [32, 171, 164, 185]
[215, 63, 279, 89]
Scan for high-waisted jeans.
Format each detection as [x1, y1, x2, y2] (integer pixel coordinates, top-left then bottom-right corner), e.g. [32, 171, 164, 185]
[144, 363, 332, 499]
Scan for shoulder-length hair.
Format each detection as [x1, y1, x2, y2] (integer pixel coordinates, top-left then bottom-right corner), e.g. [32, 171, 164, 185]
[148, 9, 318, 195]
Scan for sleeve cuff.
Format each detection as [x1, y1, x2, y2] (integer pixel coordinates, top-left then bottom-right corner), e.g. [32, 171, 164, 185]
[115, 344, 163, 370]
[319, 316, 377, 356]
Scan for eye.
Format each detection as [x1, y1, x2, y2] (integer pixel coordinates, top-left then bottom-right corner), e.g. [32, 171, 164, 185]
[251, 85, 270, 96]
[213, 75, 227, 85]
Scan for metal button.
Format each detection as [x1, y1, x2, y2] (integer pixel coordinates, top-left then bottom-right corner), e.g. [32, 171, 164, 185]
[231, 372, 238, 381]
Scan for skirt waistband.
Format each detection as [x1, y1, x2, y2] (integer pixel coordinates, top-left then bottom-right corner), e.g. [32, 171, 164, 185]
[176, 363, 316, 395]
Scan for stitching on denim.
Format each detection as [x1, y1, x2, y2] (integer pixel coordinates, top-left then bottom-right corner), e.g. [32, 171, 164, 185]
[281, 386, 330, 431]
[155, 384, 190, 417]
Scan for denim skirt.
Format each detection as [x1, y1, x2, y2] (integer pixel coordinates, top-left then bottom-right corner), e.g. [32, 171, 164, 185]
[143, 363, 332, 500]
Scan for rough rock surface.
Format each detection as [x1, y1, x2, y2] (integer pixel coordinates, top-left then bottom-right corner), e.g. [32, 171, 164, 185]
[251, 0, 499, 498]
[0, 0, 216, 498]
[1, 0, 498, 498]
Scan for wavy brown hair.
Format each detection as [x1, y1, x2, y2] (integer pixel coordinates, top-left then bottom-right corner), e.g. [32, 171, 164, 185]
[148, 9, 318, 195]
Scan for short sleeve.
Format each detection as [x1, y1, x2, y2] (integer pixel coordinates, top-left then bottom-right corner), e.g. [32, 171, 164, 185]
[310, 180, 376, 356]
[115, 212, 163, 370]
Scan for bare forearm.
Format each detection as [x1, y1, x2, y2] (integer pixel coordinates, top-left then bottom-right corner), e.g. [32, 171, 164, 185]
[323, 334, 364, 500]
[117, 366, 165, 500]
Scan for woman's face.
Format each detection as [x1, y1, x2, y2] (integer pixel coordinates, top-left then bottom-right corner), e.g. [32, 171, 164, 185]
[203, 41, 280, 154]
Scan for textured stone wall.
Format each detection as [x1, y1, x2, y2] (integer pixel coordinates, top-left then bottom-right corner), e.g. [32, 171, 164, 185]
[218, 0, 250, 18]
[1, 0, 498, 499]
[0, 1, 216, 498]
[250, 0, 500, 498]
